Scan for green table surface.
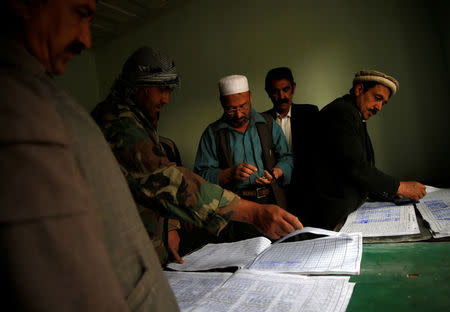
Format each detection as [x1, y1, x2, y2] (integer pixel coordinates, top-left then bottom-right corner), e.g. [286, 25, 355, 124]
[347, 242, 450, 311]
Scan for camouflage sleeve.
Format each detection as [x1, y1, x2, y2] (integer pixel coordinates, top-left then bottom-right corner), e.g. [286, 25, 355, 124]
[167, 219, 181, 231]
[101, 115, 240, 236]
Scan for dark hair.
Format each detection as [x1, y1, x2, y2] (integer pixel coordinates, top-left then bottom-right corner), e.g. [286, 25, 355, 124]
[1, 1, 19, 33]
[349, 81, 379, 96]
[265, 67, 295, 94]
[2, 0, 51, 35]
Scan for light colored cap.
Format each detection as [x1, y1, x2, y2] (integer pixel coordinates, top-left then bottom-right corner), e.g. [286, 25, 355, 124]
[218, 75, 249, 96]
[353, 70, 399, 96]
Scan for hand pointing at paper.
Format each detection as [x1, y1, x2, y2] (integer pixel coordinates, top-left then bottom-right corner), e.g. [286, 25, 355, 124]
[231, 199, 303, 239]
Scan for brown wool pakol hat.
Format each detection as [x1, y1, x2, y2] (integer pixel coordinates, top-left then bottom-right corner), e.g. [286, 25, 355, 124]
[353, 70, 399, 96]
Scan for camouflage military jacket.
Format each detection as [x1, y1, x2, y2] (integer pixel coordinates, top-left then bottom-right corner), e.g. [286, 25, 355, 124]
[92, 96, 239, 263]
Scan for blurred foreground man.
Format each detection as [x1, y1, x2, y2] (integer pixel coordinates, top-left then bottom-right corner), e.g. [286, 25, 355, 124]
[313, 70, 426, 229]
[1, 1, 300, 311]
[1, 0, 135, 311]
[92, 48, 303, 260]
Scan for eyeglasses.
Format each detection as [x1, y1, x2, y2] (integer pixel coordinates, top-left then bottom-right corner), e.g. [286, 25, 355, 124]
[223, 103, 249, 116]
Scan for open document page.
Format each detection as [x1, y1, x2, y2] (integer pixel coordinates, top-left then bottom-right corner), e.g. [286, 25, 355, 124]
[416, 188, 450, 238]
[339, 201, 420, 237]
[167, 236, 272, 271]
[247, 228, 362, 275]
[168, 227, 362, 275]
[167, 270, 355, 312]
[165, 271, 232, 311]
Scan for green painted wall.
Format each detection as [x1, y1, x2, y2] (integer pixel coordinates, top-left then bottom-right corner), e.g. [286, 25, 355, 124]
[436, 0, 450, 77]
[55, 50, 99, 112]
[62, 0, 450, 185]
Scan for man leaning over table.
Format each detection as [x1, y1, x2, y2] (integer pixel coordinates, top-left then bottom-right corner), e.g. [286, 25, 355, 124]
[312, 70, 426, 229]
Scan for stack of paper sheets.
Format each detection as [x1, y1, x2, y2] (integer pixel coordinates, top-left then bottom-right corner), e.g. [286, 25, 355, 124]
[416, 187, 450, 238]
[167, 227, 363, 275]
[165, 270, 355, 312]
[339, 201, 420, 237]
[166, 227, 360, 311]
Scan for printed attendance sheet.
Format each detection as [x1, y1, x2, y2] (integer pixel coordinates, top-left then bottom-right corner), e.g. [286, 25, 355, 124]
[247, 228, 362, 275]
[339, 201, 420, 237]
[167, 227, 362, 275]
[166, 270, 354, 312]
[416, 187, 450, 238]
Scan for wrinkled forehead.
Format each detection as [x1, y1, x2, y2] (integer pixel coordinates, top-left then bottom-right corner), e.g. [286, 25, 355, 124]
[62, 0, 96, 14]
[220, 91, 251, 107]
[271, 78, 293, 89]
[5, 0, 96, 19]
[371, 84, 391, 100]
[48, 0, 97, 15]
[78, 0, 96, 13]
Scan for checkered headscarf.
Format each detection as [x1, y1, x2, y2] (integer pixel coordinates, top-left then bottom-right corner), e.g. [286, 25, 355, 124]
[110, 46, 180, 100]
[120, 46, 180, 89]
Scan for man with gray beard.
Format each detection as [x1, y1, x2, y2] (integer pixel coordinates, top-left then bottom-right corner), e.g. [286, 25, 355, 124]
[195, 75, 295, 241]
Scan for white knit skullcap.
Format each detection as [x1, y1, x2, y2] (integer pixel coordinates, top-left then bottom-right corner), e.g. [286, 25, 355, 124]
[218, 75, 249, 96]
[353, 70, 399, 96]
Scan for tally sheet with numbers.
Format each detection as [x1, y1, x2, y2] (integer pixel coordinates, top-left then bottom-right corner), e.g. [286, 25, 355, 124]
[167, 227, 362, 275]
[416, 187, 450, 238]
[165, 270, 355, 312]
[339, 201, 420, 237]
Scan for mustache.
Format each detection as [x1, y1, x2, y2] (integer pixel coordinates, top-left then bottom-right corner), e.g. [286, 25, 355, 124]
[275, 98, 289, 105]
[369, 108, 378, 115]
[228, 116, 248, 127]
[66, 41, 86, 55]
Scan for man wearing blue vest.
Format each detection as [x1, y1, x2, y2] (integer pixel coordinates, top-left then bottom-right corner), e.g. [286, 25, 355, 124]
[194, 75, 294, 240]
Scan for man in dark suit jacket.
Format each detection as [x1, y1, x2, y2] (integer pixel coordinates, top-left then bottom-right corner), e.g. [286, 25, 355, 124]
[313, 70, 426, 229]
[263, 67, 319, 223]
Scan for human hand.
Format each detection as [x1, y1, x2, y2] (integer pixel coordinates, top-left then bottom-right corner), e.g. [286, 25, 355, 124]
[252, 204, 303, 239]
[255, 168, 283, 184]
[232, 163, 258, 181]
[168, 230, 184, 264]
[397, 181, 427, 201]
[231, 199, 303, 239]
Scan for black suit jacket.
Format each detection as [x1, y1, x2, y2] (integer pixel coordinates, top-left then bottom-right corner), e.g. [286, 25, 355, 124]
[313, 95, 400, 229]
[263, 104, 319, 216]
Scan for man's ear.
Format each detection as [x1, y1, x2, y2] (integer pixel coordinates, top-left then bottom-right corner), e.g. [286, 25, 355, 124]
[354, 83, 364, 96]
[292, 82, 296, 95]
[135, 87, 147, 106]
[249, 91, 252, 104]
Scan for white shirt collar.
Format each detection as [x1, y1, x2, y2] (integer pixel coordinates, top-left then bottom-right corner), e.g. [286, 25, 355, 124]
[275, 105, 292, 119]
[358, 112, 366, 123]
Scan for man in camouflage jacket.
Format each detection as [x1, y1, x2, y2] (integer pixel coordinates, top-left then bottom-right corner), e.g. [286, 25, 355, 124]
[92, 47, 303, 264]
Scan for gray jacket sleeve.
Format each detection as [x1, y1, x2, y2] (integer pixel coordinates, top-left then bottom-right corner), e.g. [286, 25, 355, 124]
[0, 74, 130, 312]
